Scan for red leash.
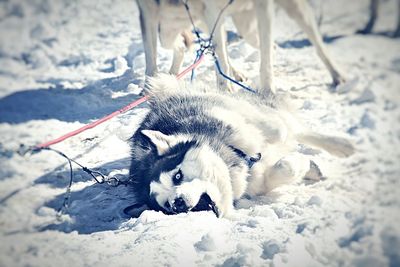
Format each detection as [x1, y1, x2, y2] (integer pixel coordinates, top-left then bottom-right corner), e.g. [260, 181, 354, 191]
[35, 96, 149, 149]
[33, 54, 205, 150]
[176, 53, 204, 79]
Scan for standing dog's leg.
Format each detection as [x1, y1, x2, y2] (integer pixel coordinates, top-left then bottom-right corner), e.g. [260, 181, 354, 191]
[202, 2, 234, 92]
[160, 29, 192, 75]
[136, 0, 159, 77]
[169, 34, 186, 75]
[254, 0, 275, 96]
[358, 0, 379, 34]
[169, 30, 193, 75]
[394, 0, 400, 37]
[278, 0, 345, 87]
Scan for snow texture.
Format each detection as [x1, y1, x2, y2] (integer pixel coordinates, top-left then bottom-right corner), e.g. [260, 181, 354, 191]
[0, 0, 399, 266]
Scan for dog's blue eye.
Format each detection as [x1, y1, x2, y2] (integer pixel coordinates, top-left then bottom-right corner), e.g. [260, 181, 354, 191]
[173, 169, 183, 185]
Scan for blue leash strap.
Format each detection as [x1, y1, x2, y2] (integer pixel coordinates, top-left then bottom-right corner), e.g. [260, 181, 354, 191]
[191, 48, 205, 81]
[213, 57, 257, 94]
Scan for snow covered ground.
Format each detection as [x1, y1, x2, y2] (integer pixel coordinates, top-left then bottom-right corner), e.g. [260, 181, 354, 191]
[0, 0, 399, 266]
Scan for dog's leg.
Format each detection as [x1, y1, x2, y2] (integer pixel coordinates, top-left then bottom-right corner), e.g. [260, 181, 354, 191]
[278, 0, 345, 87]
[202, 2, 234, 92]
[394, 0, 400, 37]
[296, 132, 355, 158]
[358, 0, 379, 34]
[170, 30, 194, 74]
[232, 9, 259, 48]
[265, 153, 322, 192]
[137, 0, 159, 77]
[231, 8, 261, 84]
[167, 33, 187, 75]
[159, 17, 191, 75]
[254, 0, 275, 96]
[175, 178, 234, 218]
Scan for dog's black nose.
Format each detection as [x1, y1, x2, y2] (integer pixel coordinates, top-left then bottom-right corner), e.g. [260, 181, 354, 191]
[173, 197, 189, 213]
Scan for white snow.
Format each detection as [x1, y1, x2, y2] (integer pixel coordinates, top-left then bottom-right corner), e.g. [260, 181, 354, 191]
[0, 0, 399, 266]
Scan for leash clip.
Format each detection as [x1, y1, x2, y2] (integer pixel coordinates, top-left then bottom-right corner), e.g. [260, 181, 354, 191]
[17, 144, 42, 156]
[83, 167, 106, 184]
[106, 177, 121, 187]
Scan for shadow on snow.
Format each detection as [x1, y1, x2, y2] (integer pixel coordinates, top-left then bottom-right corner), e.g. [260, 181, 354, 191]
[0, 70, 145, 124]
[277, 34, 346, 49]
[35, 157, 136, 234]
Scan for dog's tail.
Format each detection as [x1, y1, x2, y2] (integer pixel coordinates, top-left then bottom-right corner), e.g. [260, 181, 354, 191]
[145, 74, 182, 96]
[295, 132, 355, 158]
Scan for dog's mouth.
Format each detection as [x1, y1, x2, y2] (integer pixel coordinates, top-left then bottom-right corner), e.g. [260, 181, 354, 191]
[123, 193, 220, 218]
[191, 193, 219, 217]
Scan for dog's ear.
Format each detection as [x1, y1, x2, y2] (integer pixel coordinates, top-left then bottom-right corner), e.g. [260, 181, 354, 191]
[123, 203, 149, 218]
[141, 130, 180, 155]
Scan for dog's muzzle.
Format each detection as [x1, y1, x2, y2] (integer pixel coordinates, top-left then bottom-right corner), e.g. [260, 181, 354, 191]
[171, 194, 219, 217]
[192, 193, 219, 217]
[172, 197, 190, 213]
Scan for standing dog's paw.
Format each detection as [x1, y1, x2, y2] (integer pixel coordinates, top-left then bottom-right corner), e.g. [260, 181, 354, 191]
[231, 67, 246, 83]
[332, 75, 346, 89]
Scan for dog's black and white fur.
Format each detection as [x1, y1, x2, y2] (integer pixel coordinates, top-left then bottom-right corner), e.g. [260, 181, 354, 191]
[136, 0, 345, 95]
[126, 75, 354, 218]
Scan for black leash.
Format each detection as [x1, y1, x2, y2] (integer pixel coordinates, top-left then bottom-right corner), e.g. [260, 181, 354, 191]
[182, 0, 257, 93]
[182, 0, 233, 52]
[19, 145, 128, 217]
[208, 0, 235, 42]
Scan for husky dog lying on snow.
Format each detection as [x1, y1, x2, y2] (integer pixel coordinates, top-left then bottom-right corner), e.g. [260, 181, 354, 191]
[136, 0, 345, 95]
[125, 75, 354, 218]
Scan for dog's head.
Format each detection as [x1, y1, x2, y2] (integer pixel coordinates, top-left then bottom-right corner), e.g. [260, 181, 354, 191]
[126, 130, 230, 218]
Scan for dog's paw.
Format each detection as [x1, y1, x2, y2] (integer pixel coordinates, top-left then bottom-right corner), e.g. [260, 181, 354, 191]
[304, 160, 325, 183]
[215, 202, 235, 219]
[356, 28, 372, 35]
[334, 77, 360, 95]
[332, 75, 346, 89]
[231, 67, 247, 83]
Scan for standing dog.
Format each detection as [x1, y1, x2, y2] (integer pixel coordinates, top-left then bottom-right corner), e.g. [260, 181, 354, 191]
[136, 0, 345, 96]
[125, 75, 354, 218]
